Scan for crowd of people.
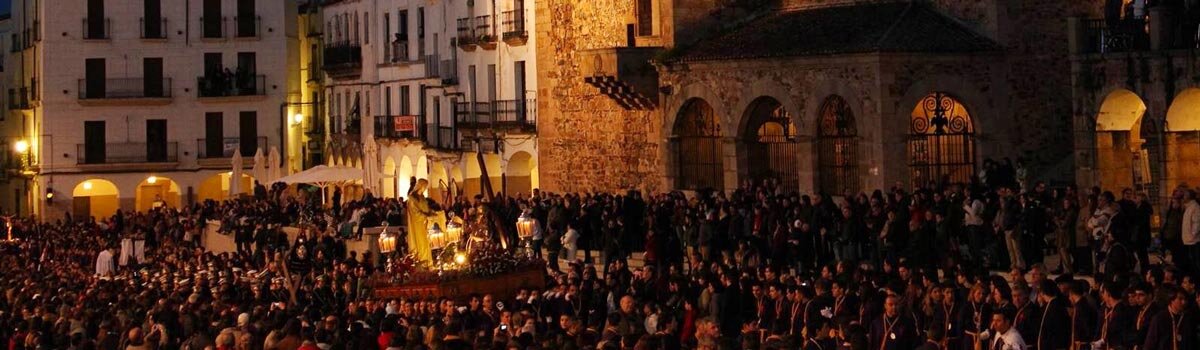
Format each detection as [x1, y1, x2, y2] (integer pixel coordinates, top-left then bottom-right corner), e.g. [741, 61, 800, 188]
[0, 166, 1199, 350]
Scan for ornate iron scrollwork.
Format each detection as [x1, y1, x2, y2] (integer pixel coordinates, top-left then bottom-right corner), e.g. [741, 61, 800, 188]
[913, 92, 970, 135]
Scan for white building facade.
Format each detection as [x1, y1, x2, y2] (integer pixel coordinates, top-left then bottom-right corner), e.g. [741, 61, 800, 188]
[12, 0, 299, 220]
[321, 0, 538, 202]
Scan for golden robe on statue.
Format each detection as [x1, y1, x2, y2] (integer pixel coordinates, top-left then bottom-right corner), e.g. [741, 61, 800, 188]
[406, 180, 445, 263]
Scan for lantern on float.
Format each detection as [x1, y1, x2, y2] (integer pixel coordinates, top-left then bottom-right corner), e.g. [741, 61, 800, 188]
[516, 211, 535, 240]
[378, 227, 397, 254]
[445, 220, 463, 246]
[428, 223, 447, 250]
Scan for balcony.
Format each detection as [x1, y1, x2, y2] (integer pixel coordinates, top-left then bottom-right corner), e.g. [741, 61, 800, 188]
[82, 17, 111, 40]
[140, 17, 168, 39]
[424, 55, 441, 77]
[196, 136, 266, 161]
[235, 15, 261, 39]
[374, 115, 422, 140]
[580, 47, 662, 110]
[493, 99, 537, 132]
[7, 88, 31, 110]
[197, 74, 266, 99]
[388, 39, 411, 63]
[323, 41, 363, 78]
[456, 18, 476, 50]
[77, 78, 173, 105]
[475, 15, 496, 50]
[1081, 17, 1149, 54]
[76, 142, 179, 166]
[200, 16, 226, 39]
[502, 10, 528, 44]
[439, 58, 458, 85]
[426, 124, 459, 151]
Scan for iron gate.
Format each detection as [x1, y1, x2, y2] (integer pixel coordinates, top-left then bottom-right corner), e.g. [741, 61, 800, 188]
[908, 93, 976, 188]
[817, 95, 859, 195]
[744, 98, 801, 192]
[673, 99, 724, 190]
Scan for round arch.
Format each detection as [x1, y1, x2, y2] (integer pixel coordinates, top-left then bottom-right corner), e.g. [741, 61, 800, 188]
[1163, 88, 1200, 192]
[135, 176, 181, 212]
[506, 151, 535, 197]
[397, 155, 414, 198]
[816, 95, 860, 195]
[197, 172, 256, 202]
[1094, 89, 1148, 192]
[906, 92, 977, 188]
[739, 96, 801, 191]
[72, 179, 119, 220]
[464, 153, 483, 198]
[382, 157, 397, 198]
[429, 161, 449, 203]
[670, 98, 724, 191]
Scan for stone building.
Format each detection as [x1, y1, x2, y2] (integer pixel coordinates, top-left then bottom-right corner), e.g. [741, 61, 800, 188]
[536, 0, 1107, 194]
[1070, 4, 1200, 204]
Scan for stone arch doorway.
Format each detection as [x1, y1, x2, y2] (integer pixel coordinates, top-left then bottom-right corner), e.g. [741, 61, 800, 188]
[506, 151, 536, 197]
[1164, 88, 1200, 192]
[72, 179, 120, 220]
[197, 172, 255, 202]
[1095, 89, 1148, 192]
[816, 95, 859, 195]
[907, 92, 977, 188]
[740, 96, 801, 192]
[135, 176, 181, 212]
[671, 98, 724, 191]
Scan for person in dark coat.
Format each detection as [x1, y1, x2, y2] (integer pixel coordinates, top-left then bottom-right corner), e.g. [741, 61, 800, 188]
[1068, 281, 1098, 350]
[869, 295, 917, 350]
[1097, 282, 1136, 349]
[1034, 280, 1071, 350]
[1142, 287, 1195, 350]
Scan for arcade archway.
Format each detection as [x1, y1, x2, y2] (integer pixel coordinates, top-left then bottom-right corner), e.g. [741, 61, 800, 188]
[506, 151, 536, 197]
[1165, 88, 1200, 191]
[382, 157, 397, 198]
[135, 176, 181, 212]
[816, 95, 859, 195]
[72, 179, 119, 220]
[197, 172, 255, 202]
[671, 98, 724, 191]
[907, 92, 977, 188]
[1095, 89, 1147, 192]
[740, 96, 801, 192]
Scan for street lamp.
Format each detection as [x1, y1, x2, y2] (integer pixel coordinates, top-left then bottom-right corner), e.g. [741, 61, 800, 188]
[292, 113, 304, 126]
[13, 140, 29, 154]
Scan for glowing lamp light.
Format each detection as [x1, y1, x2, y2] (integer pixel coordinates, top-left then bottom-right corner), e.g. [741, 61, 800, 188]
[82, 181, 93, 190]
[291, 113, 304, 125]
[428, 223, 446, 250]
[516, 211, 535, 240]
[147, 176, 158, 184]
[378, 231, 397, 253]
[454, 253, 467, 265]
[444, 221, 463, 245]
[13, 140, 29, 153]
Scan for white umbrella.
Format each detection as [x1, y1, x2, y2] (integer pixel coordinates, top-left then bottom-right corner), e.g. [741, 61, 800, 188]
[252, 148, 267, 186]
[229, 148, 243, 197]
[268, 146, 282, 183]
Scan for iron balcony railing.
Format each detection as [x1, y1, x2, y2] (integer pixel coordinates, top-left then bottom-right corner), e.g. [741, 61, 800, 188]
[82, 17, 111, 40]
[456, 18, 475, 46]
[475, 15, 494, 43]
[493, 99, 537, 126]
[140, 17, 168, 39]
[374, 115, 422, 139]
[424, 55, 441, 77]
[76, 142, 179, 164]
[200, 16, 226, 39]
[7, 89, 30, 110]
[390, 40, 409, 62]
[502, 10, 527, 40]
[424, 124, 458, 150]
[323, 41, 363, 68]
[196, 137, 266, 159]
[440, 58, 458, 85]
[1082, 17, 1149, 53]
[78, 78, 173, 99]
[197, 74, 266, 97]
[235, 15, 261, 38]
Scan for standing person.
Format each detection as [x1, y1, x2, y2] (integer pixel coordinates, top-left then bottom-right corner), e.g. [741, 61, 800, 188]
[964, 194, 987, 266]
[562, 222, 580, 263]
[1033, 280, 1070, 350]
[985, 311, 1026, 350]
[1161, 193, 1185, 272]
[1131, 192, 1153, 270]
[1183, 189, 1200, 274]
[94, 246, 116, 277]
[1053, 197, 1079, 274]
[869, 295, 916, 350]
[1141, 287, 1195, 350]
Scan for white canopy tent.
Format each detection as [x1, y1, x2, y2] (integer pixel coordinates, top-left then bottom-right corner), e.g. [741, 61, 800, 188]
[272, 165, 363, 205]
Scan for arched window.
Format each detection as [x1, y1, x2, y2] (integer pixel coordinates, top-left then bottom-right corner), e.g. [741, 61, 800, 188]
[672, 99, 723, 190]
[907, 92, 976, 187]
[817, 95, 858, 195]
[742, 97, 801, 191]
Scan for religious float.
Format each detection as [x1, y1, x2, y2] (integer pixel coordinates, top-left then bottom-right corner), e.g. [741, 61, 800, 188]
[371, 154, 546, 301]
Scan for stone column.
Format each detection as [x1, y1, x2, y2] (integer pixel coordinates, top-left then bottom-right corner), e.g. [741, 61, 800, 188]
[1148, 6, 1171, 51]
[1067, 17, 1084, 55]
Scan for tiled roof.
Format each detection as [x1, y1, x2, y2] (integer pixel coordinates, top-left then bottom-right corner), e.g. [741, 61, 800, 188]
[676, 2, 1001, 62]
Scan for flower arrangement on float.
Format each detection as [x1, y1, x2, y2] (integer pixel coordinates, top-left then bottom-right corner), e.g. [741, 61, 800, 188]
[379, 241, 543, 286]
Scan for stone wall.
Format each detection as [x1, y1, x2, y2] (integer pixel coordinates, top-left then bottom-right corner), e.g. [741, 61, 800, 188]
[535, 0, 664, 193]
